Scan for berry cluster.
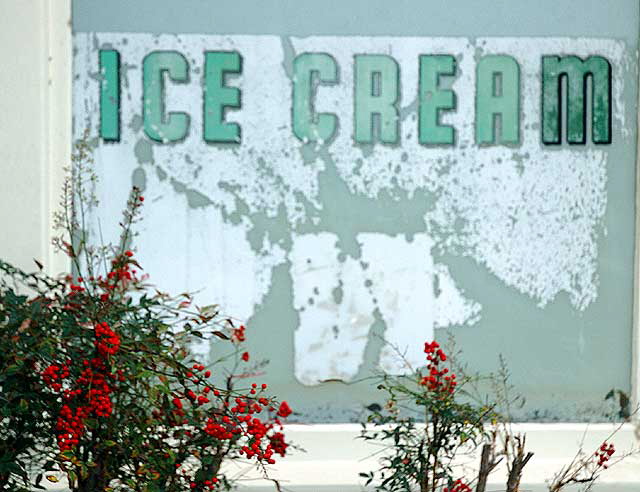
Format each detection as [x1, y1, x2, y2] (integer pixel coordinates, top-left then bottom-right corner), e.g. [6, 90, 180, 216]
[41, 360, 70, 392]
[163, 354, 292, 489]
[92, 250, 148, 302]
[200, 396, 292, 465]
[63, 276, 87, 310]
[277, 401, 292, 418]
[231, 324, 246, 343]
[77, 358, 115, 417]
[63, 250, 147, 305]
[103, 252, 143, 294]
[171, 364, 221, 415]
[56, 404, 90, 450]
[41, 323, 122, 451]
[419, 341, 457, 395]
[95, 321, 121, 356]
[596, 442, 615, 468]
[443, 479, 472, 492]
[189, 478, 219, 490]
[166, 359, 292, 489]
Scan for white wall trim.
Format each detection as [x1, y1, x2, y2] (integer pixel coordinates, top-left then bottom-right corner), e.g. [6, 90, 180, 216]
[45, 0, 72, 276]
[0, 0, 71, 276]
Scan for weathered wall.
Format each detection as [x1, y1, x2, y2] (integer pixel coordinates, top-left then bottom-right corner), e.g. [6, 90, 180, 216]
[69, 0, 640, 422]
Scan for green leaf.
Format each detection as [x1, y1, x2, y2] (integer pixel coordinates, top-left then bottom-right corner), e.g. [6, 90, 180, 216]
[60, 450, 75, 460]
[198, 304, 219, 317]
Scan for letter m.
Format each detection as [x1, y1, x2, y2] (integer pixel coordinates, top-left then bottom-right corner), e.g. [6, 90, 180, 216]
[542, 55, 612, 144]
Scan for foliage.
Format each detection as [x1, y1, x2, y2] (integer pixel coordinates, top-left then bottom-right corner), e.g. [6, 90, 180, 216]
[359, 341, 496, 492]
[0, 266, 61, 490]
[360, 341, 635, 492]
[0, 139, 293, 491]
[548, 437, 630, 492]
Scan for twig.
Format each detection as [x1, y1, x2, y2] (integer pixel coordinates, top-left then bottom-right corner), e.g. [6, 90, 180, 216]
[505, 435, 533, 492]
[476, 430, 503, 492]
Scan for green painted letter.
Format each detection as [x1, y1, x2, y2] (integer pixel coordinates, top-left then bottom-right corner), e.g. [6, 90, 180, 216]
[354, 55, 400, 144]
[99, 49, 120, 141]
[476, 55, 520, 145]
[142, 51, 190, 143]
[292, 53, 338, 143]
[204, 51, 242, 143]
[542, 55, 612, 144]
[418, 55, 456, 145]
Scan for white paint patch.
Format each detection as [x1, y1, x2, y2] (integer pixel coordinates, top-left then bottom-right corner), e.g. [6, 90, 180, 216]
[290, 233, 375, 385]
[132, 170, 286, 359]
[290, 233, 474, 384]
[358, 233, 435, 375]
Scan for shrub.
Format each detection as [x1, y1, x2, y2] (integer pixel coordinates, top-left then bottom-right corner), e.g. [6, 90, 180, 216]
[0, 140, 292, 491]
[359, 341, 496, 492]
[359, 341, 633, 492]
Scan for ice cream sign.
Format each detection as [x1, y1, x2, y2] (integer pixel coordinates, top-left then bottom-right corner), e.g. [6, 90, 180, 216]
[98, 44, 612, 146]
[75, 34, 629, 387]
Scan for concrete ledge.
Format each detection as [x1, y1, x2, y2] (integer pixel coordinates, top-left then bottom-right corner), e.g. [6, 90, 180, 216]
[40, 422, 640, 491]
[228, 423, 640, 490]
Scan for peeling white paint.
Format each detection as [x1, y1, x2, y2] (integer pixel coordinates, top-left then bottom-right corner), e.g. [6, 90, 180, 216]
[290, 233, 478, 384]
[291, 36, 625, 310]
[290, 233, 376, 385]
[433, 263, 481, 328]
[133, 169, 287, 359]
[359, 233, 435, 375]
[75, 33, 324, 226]
[431, 147, 607, 309]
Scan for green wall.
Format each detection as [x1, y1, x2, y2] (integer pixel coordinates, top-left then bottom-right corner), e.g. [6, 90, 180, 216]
[72, 0, 640, 422]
